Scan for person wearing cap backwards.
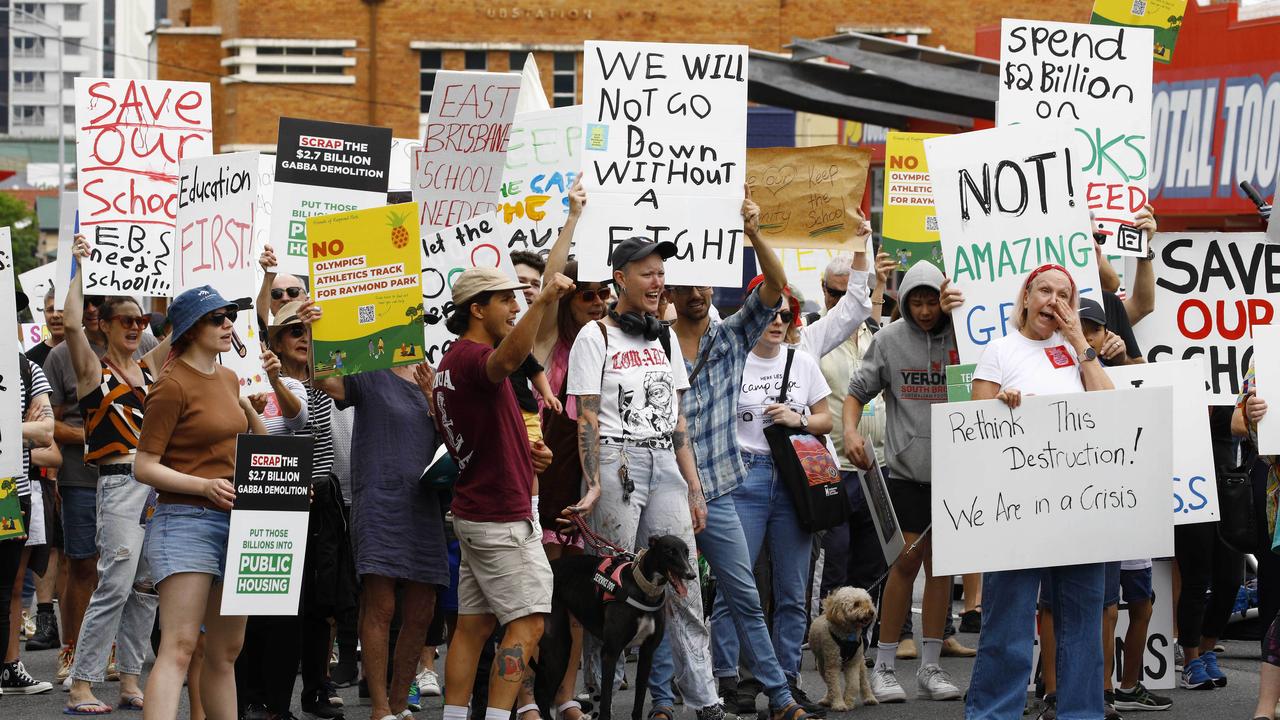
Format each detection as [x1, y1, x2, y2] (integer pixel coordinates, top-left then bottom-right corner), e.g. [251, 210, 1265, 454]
[565, 230, 738, 720]
[958, 264, 1115, 720]
[133, 284, 268, 720]
[431, 265, 574, 720]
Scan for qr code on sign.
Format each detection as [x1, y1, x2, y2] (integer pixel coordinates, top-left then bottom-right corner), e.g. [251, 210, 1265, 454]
[1131, 0, 1146, 16]
[358, 305, 376, 324]
[925, 216, 938, 232]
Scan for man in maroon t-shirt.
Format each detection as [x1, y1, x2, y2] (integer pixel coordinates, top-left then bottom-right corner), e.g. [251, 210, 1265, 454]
[434, 265, 574, 720]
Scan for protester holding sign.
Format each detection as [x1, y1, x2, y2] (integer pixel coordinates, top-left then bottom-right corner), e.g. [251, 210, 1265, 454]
[134, 285, 268, 720]
[963, 265, 1116, 720]
[61, 235, 171, 714]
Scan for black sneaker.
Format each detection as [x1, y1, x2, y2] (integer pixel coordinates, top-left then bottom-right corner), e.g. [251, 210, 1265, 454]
[0, 661, 52, 694]
[358, 677, 370, 705]
[302, 690, 345, 720]
[324, 680, 344, 708]
[1112, 683, 1173, 711]
[1036, 694, 1056, 720]
[25, 611, 60, 651]
[959, 609, 982, 634]
[786, 680, 827, 718]
[330, 663, 358, 688]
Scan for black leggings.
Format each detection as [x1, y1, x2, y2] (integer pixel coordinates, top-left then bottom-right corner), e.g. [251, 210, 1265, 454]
[1174, 521, 1244, 649]
[235, 613, 331, 712]
[0, 498, 31, 660]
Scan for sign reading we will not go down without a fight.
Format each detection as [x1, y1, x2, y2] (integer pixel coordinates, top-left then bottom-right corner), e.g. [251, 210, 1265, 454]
[931, 388, 1174, 577]
[578, 41, 748, 286]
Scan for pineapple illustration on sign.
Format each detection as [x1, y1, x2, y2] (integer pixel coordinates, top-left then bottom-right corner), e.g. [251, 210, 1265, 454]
[388, 210, 410, 249]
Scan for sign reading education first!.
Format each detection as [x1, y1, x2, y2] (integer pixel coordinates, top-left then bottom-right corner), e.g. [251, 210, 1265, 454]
[270, 118, 392, 276]
[222, 434, 313, 616]
[578, 41, 748, 286]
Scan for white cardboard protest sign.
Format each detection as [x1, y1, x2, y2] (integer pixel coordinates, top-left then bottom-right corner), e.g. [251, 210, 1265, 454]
[931, 388, 1174, 576]
[1113, 560, 1177, 690]
[925, 124, 1103, 364]
[19, 324, 48, 352]
[499, 105, 583, 257]
[0, 229, 26, 477]
[390, 137, 423, 194]
[1105, 359, 1219, 524]
[415, 71, 522, 233]
[860, 463, 905, 567]
[1254, 324, 1280, 454]
[577, 41, 748, 286]
[1130, 232, 1274, 404]
[19, 263, 57, 322]
[999, 19, 1153, 256]
[74, 78, 213, 296]
[54, 190, 77, 307]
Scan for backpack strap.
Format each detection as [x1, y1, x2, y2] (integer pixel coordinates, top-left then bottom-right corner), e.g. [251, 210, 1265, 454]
[776, 347, 796, 405]
[658, 324, 671, 361]
[18, 352, 31, 401]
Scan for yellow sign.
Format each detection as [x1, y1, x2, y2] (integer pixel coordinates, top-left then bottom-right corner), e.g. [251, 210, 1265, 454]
[745, 145, 871, 251]
[308, 202, 425, 378]
[1091, 0, 1187, 63]
[882, 132, 945, 271]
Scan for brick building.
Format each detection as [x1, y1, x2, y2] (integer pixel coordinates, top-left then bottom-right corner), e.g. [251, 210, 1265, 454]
[155, 0, 1092, 150]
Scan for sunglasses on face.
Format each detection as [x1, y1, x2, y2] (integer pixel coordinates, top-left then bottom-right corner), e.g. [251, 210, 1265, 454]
[111, 316, 149, 330]
[671, 285, 711, 295]
[283, 325, 306, 339]
[774, 310, 794, 324]
[822, 283, 845, 298]
[578, 287, 612, 303]
[270, 287, 304, 301]
[206, 309, 238, 327]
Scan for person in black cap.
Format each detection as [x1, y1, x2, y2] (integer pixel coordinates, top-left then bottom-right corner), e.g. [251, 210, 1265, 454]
[1077, 297, 1141, 367]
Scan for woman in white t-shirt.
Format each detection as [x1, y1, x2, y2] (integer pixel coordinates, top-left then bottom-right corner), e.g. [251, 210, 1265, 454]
[709, 299, 835, 692]
[963, 264, 1115, 720]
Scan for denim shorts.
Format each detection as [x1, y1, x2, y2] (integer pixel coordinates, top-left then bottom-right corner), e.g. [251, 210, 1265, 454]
[1119, 567, 1155, 605]
[1041, 562, 1147, 610]
[62, 485, 99, 560]
[143, 503, 231, 586]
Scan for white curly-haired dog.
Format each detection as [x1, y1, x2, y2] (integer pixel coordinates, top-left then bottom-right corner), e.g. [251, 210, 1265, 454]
[809, 586, 878, 711]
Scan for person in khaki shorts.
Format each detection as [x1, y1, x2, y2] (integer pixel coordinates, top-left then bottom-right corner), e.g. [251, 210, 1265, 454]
[432, 266, 575, 720]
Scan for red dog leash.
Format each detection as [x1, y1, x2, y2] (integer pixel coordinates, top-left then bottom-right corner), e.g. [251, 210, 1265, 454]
[562, 510, 636, 561]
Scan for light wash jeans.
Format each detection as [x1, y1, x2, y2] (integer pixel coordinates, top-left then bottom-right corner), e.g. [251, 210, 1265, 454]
[710, 452, 811, 683]
[965, 564, 1104, 720]
[70, 471, 158, 682]
[582, 443, 718, 711]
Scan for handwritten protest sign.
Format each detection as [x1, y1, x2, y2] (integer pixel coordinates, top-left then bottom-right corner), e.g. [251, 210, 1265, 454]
[500, 106, 582, 257]
[1105, 359, 1218, 523]
[578, 41, 748, 286]
[999, 19, 1153, 256]
[415, 71, 522, 233]
[1092, 0, 1187, 63]
[74, 78, 213, 296]
[925, 124, 1102, 363]
[254, 154, 274, 259]
[390, 137, 423, 193]
[19, 263, 56, 322]
[308, 202, 424, 378]
[1254, 324, 1280, 454]
[1131, 232, 1275, 404]
[0, 229, 25, 478]
[270, 118, 392, 276]
[931, 388, 1174, 576]
[420, 212, 526, 366]
[20, 324, 48, 352]
[769, 248, 843, 313]
[745, 145, 870, 251]
[221, 433, 312, 615]
[54, 190, 77, 306]
[883, 132, 945, 270]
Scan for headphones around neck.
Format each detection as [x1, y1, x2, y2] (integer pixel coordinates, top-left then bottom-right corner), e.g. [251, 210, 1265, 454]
[609, 304, 665, 341]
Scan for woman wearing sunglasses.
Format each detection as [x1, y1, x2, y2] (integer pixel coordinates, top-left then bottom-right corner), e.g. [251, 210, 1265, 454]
[60, 235, 174, 715]
[133, 280, 267, 720]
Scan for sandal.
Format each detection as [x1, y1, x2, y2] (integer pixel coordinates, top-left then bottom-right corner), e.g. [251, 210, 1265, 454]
[558, 700, 593, 720]
[771, 701, 810, 720]
[117, 695, 144, 711]
[518, 703, 543, 720]
[64, 701, 113, 716]
[647, 705, 675, 720]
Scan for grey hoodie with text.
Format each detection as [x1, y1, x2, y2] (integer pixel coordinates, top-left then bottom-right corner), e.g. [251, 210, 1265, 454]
[847, 261, 956, 484]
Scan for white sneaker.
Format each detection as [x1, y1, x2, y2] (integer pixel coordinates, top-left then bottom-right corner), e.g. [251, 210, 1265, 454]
[869, 664, 906, 703]
[417, 668, 441, 697]
[916, 664, 961, 701]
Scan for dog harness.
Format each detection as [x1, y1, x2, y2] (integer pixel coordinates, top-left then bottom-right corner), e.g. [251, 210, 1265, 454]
[830, 627, 866, 664]
[592, 550, 667, 612]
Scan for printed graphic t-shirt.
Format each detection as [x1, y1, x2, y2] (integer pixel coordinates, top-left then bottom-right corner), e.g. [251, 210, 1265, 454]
[567, 322, 689, 442]
[737, 347, 832, 456]
[973, 331, 1085, 397]
[435, 338, 535, 523]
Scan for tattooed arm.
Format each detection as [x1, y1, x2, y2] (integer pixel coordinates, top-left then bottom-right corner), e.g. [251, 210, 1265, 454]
[673, 402, 707, 533]
[23, 393, 55, 448]
[563, 394, 602, 526]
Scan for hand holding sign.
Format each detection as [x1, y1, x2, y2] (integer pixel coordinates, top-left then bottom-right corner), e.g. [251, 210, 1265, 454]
[203, 477, 236, 511]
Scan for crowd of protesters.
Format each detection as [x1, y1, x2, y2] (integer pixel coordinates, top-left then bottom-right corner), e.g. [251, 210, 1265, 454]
[0, 176, 1274, 720]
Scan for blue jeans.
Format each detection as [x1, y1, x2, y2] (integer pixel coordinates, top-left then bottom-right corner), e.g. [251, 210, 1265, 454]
[710, 453, 811, 684]
[966, 564, 1105, 720]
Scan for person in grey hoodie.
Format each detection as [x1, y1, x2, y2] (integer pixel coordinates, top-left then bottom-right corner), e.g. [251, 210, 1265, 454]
[842, 260, 962, 705]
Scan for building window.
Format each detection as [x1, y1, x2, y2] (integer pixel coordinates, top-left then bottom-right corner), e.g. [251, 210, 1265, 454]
[509, 52, 526, 72]
[14, 106, 46, 126]
[14, 37, 45, 58]
[13, 72, 45, 93]
[63, 105, 76, 124]
[64, 72, 76, 90]
[66, 40, 82, 56]
[420, 50, 442, 113]
[465, 51, 487, 70]
[13, 3, 45, 22]
[221, 39, 357, 85]
[553, 52, 576, 107]
[64, 3, 82, 21]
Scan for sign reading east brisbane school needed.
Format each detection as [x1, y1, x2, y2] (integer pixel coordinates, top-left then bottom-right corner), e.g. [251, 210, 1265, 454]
[999, 19, 1153, 256]
[745, 145, 871, 252]
[1130, 232, 1277, 404]
[221, 434, 313, 616]
[930, 388, 1175, 577]
[925, 123, 1103, 364]
[308, 202, 424, 378]
[74, 78, 213, 296]
[270, 118, 392, 276]
[578, 41, 748, 286]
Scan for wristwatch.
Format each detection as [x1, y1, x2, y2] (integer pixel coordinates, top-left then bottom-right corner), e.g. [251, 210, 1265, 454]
[1079, 346, 1098, 363]
[800, 414, 810, 429]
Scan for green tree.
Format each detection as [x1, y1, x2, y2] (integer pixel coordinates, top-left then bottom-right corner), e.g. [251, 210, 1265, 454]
[0, 192, 41, 275]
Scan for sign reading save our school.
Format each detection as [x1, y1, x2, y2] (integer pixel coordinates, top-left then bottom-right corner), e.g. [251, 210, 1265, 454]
[924, 123, 1103, 364]
[308, 202, 424, 378]
[931, 388, 1174, 576]
[221, 434, 313, 616]
[578, 41, 748, 286]
[74, 78, 213, 296]
[270, 118, 392, 276]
